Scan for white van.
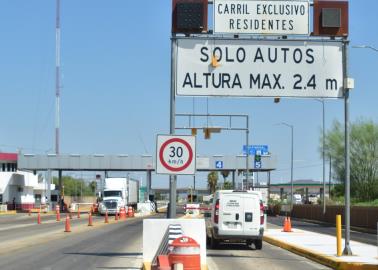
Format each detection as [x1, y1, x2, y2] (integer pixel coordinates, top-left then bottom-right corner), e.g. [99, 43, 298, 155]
[206, 190, 265, 249]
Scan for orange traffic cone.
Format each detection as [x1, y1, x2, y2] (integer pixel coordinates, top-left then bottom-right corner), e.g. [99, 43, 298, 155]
[283, 217, 292, 232]
[115, 211, 119, 221]
[282, 217, 287, 231]
[56, 209, 61, 221]
[287, 217, 293, 232]
[37, 211, 41, 224]
[77, 206, 80, 219]
[88, 212, 93, 226]
[105, 210, 109, 223]
[127, 206, 134, 217]
[120, 207, 127, 220]
[64, 215, 71, 232]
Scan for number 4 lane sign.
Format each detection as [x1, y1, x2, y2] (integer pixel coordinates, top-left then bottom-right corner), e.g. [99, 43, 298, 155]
[156, 135, 196, 175]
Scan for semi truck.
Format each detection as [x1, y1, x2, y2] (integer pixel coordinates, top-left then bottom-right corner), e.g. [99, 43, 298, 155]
[98, 177, 139, 215]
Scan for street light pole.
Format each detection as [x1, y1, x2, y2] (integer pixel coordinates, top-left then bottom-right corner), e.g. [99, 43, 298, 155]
[280, 123, 294, 210]
[352, 45, 378, 52]
[343, 40, 352, 255]
[315, 99, 326, 214]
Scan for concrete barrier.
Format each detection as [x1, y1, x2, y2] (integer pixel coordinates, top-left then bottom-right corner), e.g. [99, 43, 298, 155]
[143, 219, 206, 270]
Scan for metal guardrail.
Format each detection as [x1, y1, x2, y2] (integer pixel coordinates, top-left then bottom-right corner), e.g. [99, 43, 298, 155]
[152, 227, 170, 267]
[151, 224, 183, 268]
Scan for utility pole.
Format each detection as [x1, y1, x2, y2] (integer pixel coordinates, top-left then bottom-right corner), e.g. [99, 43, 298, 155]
[55, 0, 61, 155]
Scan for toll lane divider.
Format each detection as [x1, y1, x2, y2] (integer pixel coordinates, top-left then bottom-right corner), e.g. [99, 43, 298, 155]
[263, 235, 377, 270]
[143, 219, 207, 270]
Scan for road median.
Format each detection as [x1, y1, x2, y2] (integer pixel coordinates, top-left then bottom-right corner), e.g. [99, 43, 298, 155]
[264, 230, 377, 270]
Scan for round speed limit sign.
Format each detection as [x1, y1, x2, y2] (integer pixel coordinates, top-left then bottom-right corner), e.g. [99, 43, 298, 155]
[156, 135, 196, 175]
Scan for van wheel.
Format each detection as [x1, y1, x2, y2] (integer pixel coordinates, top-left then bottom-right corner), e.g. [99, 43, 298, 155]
[246, 240, 253, 247]
[254, 240, 263, 250]
[210, 237, 219, 249]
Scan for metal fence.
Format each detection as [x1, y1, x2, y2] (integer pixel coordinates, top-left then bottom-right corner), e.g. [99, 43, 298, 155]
[291, 205, 378, 231]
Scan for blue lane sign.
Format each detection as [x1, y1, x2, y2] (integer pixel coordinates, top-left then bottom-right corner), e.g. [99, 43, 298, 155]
[215, 161, 223, 169]
[243, 145, 269, 156]
[254, 160, 262, 169]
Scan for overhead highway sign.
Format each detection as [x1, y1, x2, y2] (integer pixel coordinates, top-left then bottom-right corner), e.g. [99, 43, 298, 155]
[176, 38, 344, 98]
[213, 0, 310, 35]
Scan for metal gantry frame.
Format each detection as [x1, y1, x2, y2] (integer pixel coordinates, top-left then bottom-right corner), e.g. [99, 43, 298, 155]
[169, 33, 352, 254]
[175, 112, 250, 189]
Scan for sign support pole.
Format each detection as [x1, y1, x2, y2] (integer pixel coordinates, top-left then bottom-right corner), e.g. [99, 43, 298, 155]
[343, 39, 352, 255]
[246, 116, 250, 189]
[169, 37, 177, 218]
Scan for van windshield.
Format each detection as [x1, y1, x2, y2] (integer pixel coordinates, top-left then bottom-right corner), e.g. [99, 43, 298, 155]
[104, 191, 122, 197]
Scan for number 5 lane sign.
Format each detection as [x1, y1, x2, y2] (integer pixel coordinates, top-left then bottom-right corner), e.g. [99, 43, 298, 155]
[156, 135, 196, 175]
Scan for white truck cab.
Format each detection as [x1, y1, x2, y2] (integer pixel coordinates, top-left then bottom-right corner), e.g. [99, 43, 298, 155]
[206, 190, 265, 249]
[99, 178, 127, 215]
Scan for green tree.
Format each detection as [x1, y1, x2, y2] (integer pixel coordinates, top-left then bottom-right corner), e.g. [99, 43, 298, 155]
[207, 171, 219, 194]
[89, 181, 97, 194]
[223, 181, 233, 190]
[220, 170, 231, 189]
[322, 119, 378, 201]
[53, 176, 96, 197]
[221, 170, 230, 180]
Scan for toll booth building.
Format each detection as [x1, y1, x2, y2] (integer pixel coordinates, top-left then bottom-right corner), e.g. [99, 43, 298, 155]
[0, 152, 53, 211]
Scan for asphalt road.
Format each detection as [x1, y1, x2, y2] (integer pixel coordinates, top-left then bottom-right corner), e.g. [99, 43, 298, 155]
[1, 213, 361, 270]
[0, 212, 104, 243]
[267, 215, 377, 246]
[207, 241, 330, 270]
[0, 214, 148, 270]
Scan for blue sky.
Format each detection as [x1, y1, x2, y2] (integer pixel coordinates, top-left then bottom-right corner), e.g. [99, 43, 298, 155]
[0, 1, 377, 188]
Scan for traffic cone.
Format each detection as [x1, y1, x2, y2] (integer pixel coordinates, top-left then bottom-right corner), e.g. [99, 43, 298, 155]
[37, 212, 41, 224]
[282, 217, 292, 232]
[56, 209, 61, 221]
[287, 217, 293, 232]
[105, 210, 109, 223]
[282, 217, 288, 232]
[115, 211, 119, 221]
[77, 206, 80, 219]
[88, 212, 93, 226]
[64, 215, 71, 232]
[120, 207, 127, 220]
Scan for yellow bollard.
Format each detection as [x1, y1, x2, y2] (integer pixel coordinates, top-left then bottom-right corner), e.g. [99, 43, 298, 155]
[336, 214, 342, 256]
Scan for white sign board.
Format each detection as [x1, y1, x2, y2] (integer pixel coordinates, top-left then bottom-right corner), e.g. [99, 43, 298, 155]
[156, 135, 196, 175]
[176, 38, 344, 98]
[214, 0, 309, 35]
